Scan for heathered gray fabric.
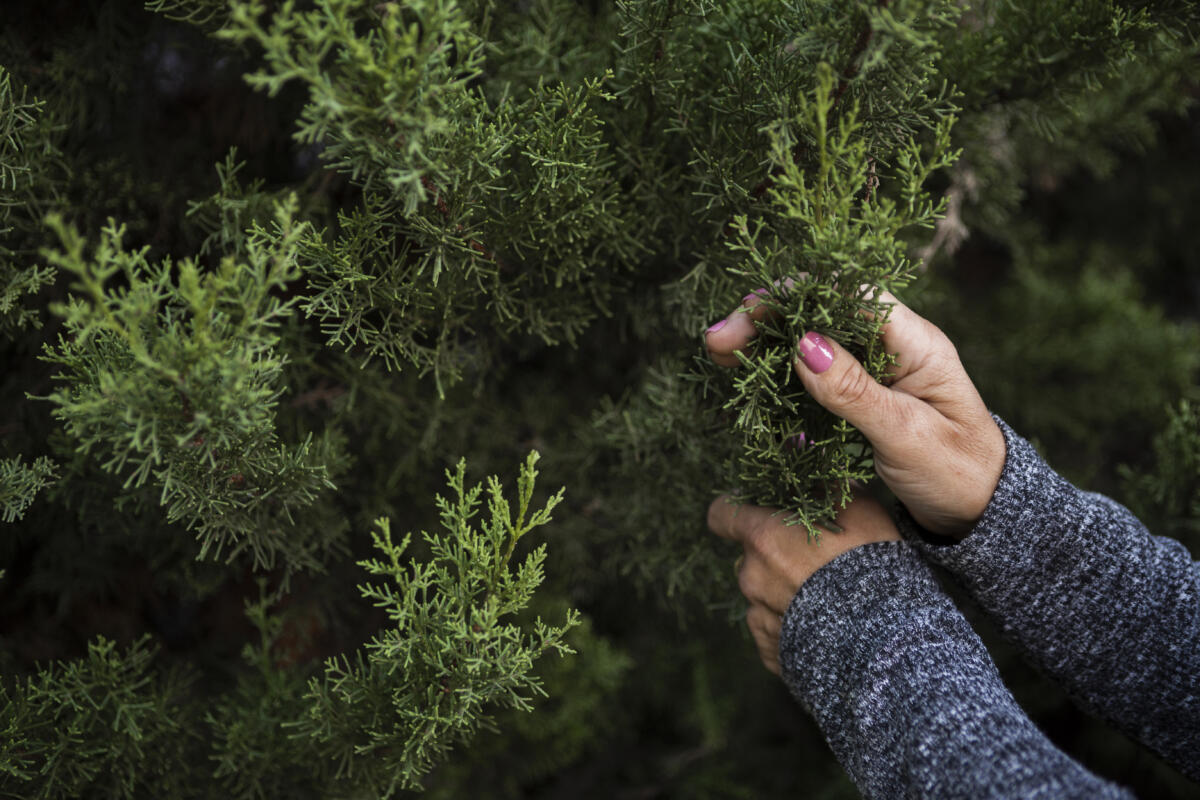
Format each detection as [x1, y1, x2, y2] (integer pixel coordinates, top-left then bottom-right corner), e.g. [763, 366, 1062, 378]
[898, 415, 1200, 781]
[778, 541, 1132, 799]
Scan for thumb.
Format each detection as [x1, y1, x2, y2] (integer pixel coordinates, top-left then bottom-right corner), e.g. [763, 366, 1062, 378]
[793, 331, 916, 449]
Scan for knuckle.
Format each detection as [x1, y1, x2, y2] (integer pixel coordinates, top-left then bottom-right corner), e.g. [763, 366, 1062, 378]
[745, 605, 766, 634]
[942, 337, 961, 365]
[831, 364, 875, 410]
[737, 567, 756, 601]
[756, 633, 780, 663]
[736, 558, 765, 603]
[741, 516, 773, 556]
[749, 606, 782, 641]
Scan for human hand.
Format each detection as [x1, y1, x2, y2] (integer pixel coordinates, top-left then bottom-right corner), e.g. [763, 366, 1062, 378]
[708, 489, 901, 674]
[705, 288, 1004, 538]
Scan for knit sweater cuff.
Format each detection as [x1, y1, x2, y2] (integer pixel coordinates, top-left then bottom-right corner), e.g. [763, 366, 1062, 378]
[897, 414, 1075, 573]
[778, 540, 944, 748]
[894, 414, 1200, 780]
[776, 536, 1137, 799]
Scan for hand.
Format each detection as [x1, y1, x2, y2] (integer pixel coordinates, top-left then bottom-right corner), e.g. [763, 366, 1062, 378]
[705, 288, 1005, 538]
[708, 489, 901, 674]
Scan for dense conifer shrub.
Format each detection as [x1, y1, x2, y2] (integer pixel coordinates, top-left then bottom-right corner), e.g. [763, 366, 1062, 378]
[1, 1, 1198, 796]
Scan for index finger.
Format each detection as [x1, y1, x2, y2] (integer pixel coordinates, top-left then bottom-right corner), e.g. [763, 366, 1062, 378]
[706, 278, 799, 368]
[857, 287, 949, 385]
[707, 494, 780, 543]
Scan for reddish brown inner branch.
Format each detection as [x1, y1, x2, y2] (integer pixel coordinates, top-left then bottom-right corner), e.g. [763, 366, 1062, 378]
[419, 174, 502, 267]
[385, 119, 502, 267]
[729, 3, 889, 236]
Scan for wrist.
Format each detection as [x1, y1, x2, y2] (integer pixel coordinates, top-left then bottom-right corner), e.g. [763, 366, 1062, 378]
[779, 540, 946, 714]
[957, 415, 1006, 539]
[915, 414, 1006, 540]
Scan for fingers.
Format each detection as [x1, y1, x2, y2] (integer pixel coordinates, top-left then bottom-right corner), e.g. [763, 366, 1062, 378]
[707, 494, 778, 544]
[867, 291, 959, 388]
[793, 331, 929, 450]
[705, 278, 799, 368]
[746, 603, 781, 675]
[710, 495, 803, 613]
[864, 289, 922, 380]
[736, 549, 798, 614]
[706, 282, 959, 394]
[712, 494, 903, 677]
[705, 291, 777, 367]
[714, 491, 901, 613]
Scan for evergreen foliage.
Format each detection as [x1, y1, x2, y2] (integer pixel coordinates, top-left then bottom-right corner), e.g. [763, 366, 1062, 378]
[295, 452, 578, 793]
[944, 256, 1199, 484]
[1123, 399, 1200, 548]
[215, 0, 643, 394]
[31, 198, 352, 572]
[1, 0, 1198, 797]
[0, 454, 59, 524]
[0, 636, 199, 799]
[0, 67, 62, 336]
[690, 61, 958, 537]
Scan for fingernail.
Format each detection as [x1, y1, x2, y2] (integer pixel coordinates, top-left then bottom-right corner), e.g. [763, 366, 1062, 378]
[706, 319, 728, 334]
[742, 293, 758, 304]
[797, 332, 834, 373]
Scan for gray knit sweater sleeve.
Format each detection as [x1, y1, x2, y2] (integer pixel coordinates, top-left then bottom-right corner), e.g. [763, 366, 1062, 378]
[897, 415, 1200, 780]
[778, 540, 1132, 799]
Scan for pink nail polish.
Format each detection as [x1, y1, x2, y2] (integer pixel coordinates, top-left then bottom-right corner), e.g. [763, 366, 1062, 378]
[742, 294, 758, 304]
[797, 332, 834, 373]
[706, 319, 728, 334]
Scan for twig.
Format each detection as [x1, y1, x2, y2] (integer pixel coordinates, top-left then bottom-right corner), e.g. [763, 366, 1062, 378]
[730, 1, 889, 232]
[418, 174, 506, 270]
[387, 120, 507, 271]
[290, 379, 348, 410]
[831, 2, 888, 109]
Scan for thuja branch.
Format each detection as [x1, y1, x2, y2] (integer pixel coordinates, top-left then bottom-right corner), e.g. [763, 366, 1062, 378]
[742, 1, 892, 213]
[295, 451, 578, 792]
[418, 174, 506, 270]
[831, 0, 891, 108]
[699, 59, 959, 539]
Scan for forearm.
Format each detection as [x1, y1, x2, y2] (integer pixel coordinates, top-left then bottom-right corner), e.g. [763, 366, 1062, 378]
[779, 541, 1130, 800]
[899, 416, 1200, 779]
